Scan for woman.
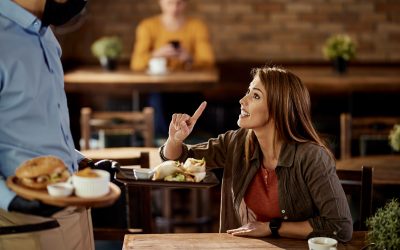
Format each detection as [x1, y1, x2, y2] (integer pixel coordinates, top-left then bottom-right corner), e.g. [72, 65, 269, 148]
[160, 66, 353, 242]
[130, 0, 215, 71]
[130, 0, 215, 135]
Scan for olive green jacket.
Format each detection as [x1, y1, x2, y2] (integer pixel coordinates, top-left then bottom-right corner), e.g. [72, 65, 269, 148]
[160, 128, 353, 242]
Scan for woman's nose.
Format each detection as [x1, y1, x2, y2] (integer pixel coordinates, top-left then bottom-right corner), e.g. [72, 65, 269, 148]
[239, 95, 247, 105]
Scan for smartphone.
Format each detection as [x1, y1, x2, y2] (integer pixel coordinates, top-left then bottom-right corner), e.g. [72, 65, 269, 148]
[170, 40, 181, 50]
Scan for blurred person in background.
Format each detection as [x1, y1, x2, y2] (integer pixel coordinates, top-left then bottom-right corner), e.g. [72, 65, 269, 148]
[160, 66, 353, 242]
[0, 0, 118, 249]
[130, 0, 215, 137]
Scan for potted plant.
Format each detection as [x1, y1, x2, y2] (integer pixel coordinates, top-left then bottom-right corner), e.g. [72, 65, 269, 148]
[91, 36, 123, 71]
[366, 199, 400, 249]
[322, 34, 356, 74]
[389, 124, 400, 152]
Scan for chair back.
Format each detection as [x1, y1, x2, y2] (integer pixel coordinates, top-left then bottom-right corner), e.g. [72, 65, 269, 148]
[340, 113, 400, 159]
[336, 166, 373, 230]
[80, 107, 154, 149]
[91, 152, 152, 240]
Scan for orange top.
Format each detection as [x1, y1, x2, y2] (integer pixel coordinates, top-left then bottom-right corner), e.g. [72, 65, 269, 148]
[244, 167, 281, 222]
[130, 15, 215, 71]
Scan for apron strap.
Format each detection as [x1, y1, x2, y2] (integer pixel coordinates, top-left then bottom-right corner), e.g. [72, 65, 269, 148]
[0, 220, 60, 235]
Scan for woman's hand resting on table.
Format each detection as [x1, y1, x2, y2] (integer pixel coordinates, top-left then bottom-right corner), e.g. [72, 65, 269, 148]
[169, 101, 207, 143]
[227, 221, 271, 237]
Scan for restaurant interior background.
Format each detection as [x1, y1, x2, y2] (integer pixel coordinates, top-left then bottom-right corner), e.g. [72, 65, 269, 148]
[55, 0, 399, 237]
[58, 0, 399, 152]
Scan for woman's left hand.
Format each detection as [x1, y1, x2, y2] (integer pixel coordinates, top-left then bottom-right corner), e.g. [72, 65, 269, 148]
[227, 221, 270, 237]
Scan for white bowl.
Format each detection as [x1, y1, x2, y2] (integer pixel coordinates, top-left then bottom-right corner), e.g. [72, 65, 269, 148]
[133, 168, 154, 180]
[72, 169, 110, 198]
[47, 182, 74, 197]
[308, 237, 338, 250]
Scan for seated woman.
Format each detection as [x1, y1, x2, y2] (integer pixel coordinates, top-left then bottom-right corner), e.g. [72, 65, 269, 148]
[159, 66, 353, 242]
[130, 0, 215, 136]
[130, 0, 215, 71]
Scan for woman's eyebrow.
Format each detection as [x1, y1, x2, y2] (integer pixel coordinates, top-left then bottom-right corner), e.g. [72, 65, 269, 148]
[252, 87, 264, 95]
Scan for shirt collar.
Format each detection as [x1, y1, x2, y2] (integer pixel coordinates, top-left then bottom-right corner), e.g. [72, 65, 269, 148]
[278, 142, 296, 167]
[250, 136, 296, 168]
[0, 0, 42, 32]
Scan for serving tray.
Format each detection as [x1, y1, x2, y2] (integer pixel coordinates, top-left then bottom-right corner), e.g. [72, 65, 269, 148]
[7, 176, 121, 208]
[115, 168, 219, 189]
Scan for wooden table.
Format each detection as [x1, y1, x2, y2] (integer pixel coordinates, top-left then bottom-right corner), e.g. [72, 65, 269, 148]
[336, 155, 400, 185]
[285, 66, 400, 95]
[123, 232, 367, 250]
[64, 66, 219, 109]
[64, 66, 219, 93]
[80, 147, 162, 167]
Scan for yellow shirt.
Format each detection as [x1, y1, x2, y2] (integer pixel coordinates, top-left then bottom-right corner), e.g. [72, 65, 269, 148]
[130, 15, 215, 71]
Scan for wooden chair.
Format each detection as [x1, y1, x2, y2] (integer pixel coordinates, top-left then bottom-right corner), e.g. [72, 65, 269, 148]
[90, 152, 152, 240]
[336, 166, 373, 231]
[80, 107, 154, 150]
[340, 113, 400, 159]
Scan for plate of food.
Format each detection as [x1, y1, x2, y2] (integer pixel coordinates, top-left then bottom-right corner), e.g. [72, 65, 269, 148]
[115, 158, 220, 188]
[6, 156, 121, 208]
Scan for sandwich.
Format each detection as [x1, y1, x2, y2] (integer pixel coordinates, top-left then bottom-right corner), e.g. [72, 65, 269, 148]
[152, 158, 206, 183]
[182, 158, 206, 182]
[15, 156, 71, 189]
[152, 160, 183, 181]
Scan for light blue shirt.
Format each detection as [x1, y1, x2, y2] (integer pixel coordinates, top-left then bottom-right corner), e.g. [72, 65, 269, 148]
[0, 0, 84, 210]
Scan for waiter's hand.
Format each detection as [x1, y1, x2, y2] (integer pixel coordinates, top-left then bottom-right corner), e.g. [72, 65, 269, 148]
[169, 101, 207, 143]
[92, 159, 120, 182]
[8, 195, 63, 217]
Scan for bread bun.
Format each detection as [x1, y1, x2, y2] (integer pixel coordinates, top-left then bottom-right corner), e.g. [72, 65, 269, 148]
[15, 156, 70, 189]
[19, 177, 49, 189]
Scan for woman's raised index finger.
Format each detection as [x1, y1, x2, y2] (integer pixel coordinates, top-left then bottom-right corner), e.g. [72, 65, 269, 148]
[191, 101, 207, 121]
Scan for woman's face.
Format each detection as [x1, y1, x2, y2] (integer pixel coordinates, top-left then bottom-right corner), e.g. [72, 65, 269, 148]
[237, 76, 270, 129]
[159, 0, 187, 18]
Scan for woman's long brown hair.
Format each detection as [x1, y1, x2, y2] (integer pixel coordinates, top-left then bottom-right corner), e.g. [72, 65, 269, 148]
[244, 66, 333, 165]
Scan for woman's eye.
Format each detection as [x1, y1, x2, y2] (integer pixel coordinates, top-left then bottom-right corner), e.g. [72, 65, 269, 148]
[246, 89, 250, 95]
[253, 93, 260, 99]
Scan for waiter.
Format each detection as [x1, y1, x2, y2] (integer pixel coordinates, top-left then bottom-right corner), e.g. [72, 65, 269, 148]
[0, 0, 117, 249]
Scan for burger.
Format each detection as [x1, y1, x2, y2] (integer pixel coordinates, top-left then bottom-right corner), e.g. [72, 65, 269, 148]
[15, 156, 71, 189]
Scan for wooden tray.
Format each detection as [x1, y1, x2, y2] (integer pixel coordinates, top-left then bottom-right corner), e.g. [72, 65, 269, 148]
[7, 176, 121, 208]
[115, 168, 220, 189]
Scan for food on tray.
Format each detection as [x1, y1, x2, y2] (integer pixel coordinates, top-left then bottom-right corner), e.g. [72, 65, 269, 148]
[75, 168, 100, 178]
[152, 158, 206, 182]
[72, 169, 110, 198]
[183, 158, 206, 173]
[152, 160, 183, 180]
[15, 156, 70, 189]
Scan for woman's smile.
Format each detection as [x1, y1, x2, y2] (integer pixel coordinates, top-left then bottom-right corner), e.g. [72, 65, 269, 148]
[239, 107, 250, 118]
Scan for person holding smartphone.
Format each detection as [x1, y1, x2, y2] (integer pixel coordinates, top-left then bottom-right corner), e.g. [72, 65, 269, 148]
[130, 0, 215, 71]
[130, 0, 216, 136]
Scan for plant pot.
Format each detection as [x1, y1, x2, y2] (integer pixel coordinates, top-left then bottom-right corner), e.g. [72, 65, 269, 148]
[332, 57, 348, 74]
[99, 57, 118, 71]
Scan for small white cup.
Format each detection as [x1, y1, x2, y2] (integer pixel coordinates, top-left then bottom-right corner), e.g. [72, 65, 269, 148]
[72, 169, 110, 198]
[133, 168, 154, 180]
[308, 237, 338, 250]
[148, 57, 167, 75]
[47, 182, 74, 197]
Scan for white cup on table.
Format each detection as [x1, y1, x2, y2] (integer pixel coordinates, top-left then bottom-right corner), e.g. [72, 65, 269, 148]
[308, 237, 338, 250]
[148, 57, 167, 75]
